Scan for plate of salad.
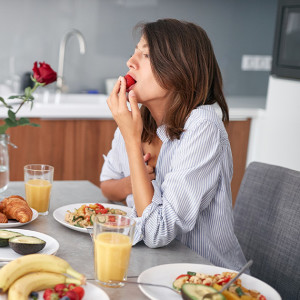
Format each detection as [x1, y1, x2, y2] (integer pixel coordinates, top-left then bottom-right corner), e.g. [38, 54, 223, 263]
[53, 203, 132, 233]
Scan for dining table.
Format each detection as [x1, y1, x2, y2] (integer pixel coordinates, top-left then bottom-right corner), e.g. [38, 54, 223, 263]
[0, 180, 211, 300]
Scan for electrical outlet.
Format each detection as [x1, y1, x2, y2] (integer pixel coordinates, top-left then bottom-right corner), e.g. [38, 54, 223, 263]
[241, 55, 272, 71]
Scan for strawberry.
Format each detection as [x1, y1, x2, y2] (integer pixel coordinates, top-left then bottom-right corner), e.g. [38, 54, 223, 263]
[65, 290, 79, 300]
[72, 286, 85, 300]
[124, 74, 136, 91]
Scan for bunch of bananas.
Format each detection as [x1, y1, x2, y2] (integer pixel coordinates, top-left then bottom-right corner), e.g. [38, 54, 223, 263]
[0, 254, 86, 300]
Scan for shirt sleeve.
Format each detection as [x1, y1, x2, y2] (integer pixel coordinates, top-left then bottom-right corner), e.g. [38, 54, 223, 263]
[132, 120, 223, 247]
[100, 128, 125, 182]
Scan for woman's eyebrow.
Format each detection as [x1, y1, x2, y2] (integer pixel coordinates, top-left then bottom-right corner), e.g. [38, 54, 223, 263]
[135, 43, 149, 50]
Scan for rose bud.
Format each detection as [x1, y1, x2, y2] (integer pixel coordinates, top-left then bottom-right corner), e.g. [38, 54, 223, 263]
[32, 61, 57, 85]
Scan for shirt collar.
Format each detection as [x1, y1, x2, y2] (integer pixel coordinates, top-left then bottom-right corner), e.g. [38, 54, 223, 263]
[156, 125, 169, 143]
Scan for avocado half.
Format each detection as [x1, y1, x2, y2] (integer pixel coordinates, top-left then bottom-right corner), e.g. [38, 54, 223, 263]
[181, 283, 226, 300]
[9, 235, 46, 255]
[0, 230, 24, 247]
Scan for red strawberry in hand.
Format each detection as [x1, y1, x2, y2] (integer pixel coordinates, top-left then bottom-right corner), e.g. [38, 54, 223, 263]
[124, 74, 136, 92]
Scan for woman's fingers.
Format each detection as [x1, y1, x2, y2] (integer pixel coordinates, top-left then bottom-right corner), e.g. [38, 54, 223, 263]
[107, 76, 128, 113]
[143, 153, 152, 163]
[128, 90, 140, 119]
[146, 165, 156, 181]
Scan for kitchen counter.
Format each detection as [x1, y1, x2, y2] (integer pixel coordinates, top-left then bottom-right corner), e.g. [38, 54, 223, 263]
[0, 92, 266, 121]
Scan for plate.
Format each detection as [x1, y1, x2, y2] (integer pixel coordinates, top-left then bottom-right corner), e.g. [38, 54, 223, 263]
[53, 203, 133, 233]
[0, 208, 38, 228]
[0, 229, 59, 261]
[138, 263, 281, 300]
[0, 282, 110, 300]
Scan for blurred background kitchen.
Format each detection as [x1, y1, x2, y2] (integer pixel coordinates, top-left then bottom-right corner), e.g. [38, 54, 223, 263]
[0, 0, 276, 98]
[1, 0, 299, 205]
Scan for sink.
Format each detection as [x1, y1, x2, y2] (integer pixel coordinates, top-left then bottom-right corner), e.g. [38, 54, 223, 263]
[37, 92, 108, 105]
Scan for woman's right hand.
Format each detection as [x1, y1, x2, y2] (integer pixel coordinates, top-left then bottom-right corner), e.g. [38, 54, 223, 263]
[107, 77, 143, 145]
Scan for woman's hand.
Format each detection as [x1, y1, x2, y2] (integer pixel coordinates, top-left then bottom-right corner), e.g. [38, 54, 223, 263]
[144, 152, 156, 181]
[107, 76, 143, 144]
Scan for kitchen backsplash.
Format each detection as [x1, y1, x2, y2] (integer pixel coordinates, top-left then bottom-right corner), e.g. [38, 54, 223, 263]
[0, 0, 277, 97]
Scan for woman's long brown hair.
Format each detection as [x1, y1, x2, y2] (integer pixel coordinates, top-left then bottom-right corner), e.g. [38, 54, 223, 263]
[136, 19, 229, 143]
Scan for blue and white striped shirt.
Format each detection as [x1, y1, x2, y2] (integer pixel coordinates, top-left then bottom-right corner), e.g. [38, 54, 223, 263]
[100, 105, 247, 270]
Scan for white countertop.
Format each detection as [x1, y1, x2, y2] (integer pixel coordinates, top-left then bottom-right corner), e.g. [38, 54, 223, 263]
[0, 92, 266, 121]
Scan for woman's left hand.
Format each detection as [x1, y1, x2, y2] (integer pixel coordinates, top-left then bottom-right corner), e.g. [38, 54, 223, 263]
[107, 76, 143, 144]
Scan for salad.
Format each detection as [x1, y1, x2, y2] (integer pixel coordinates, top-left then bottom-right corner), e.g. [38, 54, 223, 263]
[173, 271, 266, 300]
[65, 203, 127, 228]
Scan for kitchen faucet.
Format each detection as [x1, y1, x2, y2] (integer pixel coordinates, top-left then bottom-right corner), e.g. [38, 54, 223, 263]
[56, 29, 86, 92]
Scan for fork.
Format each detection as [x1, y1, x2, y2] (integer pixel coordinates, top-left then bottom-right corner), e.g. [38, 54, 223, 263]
[109, 280, 180, 294]
[202, 260, 253, 300]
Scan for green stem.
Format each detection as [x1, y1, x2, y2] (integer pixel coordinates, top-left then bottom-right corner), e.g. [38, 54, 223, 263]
[14, 82, 40, 114]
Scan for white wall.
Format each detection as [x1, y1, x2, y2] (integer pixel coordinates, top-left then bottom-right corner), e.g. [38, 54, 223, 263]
[247, 76, 300, 171]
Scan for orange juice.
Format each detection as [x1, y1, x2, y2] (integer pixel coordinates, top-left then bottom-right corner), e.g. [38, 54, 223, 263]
[25, 179, 52, 213]
[94, 232, 132, 283]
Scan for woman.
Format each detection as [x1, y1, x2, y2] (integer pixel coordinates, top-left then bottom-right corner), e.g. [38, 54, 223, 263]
[100, 19, 246, 270]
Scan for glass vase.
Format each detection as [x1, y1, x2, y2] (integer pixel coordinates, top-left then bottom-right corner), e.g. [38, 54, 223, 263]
[0, 134, 10, 192]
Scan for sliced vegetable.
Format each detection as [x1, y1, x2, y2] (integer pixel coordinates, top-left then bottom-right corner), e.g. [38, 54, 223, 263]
[0, 229, 24, 247]
[181, 283, 225, 300]
[217, 275, 231, 285]
[213, 283, 240, 300]
[235, 286, 245, 296]
[187, 271, 196, 276]
[173, 275, 191, 291]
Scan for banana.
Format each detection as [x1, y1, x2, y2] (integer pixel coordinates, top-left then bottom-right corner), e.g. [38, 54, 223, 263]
[0, 254, 86, 293]
[8, 271, 82, 300]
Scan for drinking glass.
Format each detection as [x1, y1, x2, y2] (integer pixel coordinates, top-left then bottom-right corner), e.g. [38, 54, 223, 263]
[94, 214, 136, 287]
[24, 164, 54, 215]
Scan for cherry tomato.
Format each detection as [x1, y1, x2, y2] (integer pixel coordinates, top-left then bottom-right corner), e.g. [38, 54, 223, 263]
[99, 208, 109, 214]
[107, 215, 116, 222]
[72, 286, 85, 300]
[175, 274, 191, 280]
[96, 203, 104, 209]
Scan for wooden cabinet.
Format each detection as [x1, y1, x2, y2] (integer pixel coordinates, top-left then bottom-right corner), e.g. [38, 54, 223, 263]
[7, 118, 250, 205]
[226, 119, 251, 206]
[7, 119, 117, 187]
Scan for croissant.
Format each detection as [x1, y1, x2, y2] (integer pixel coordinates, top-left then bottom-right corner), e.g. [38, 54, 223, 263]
[0, 212, 8, 223]
[0, 201, 4, 213]
[1, 196, 33, 223]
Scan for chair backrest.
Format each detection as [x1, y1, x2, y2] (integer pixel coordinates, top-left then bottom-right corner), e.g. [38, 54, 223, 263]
[234, 162, 300, 300]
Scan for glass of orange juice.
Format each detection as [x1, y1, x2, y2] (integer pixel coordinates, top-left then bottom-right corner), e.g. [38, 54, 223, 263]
[24, 164, 54, 215]
[94, 214, 135, 287]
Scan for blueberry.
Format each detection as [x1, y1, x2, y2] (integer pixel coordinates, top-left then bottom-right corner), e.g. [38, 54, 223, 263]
[60, 297, 71, 300]
[30, 291, 38, 299]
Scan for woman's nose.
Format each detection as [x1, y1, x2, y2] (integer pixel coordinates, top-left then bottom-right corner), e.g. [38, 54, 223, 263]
[127, 54, 137, 69]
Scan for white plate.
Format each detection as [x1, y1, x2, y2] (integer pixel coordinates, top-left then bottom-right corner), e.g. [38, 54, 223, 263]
[0, 282, 110, 300]
[138, 263, 281, 300]
[0, 228, 59, 261]
[53, 203, 133, 233]
[0, 208, 38, 228]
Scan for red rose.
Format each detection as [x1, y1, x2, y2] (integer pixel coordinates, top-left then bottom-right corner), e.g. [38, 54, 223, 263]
[32, 61, 57, 85]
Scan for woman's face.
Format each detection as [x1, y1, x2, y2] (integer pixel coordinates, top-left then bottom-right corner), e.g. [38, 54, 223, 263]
[126, 36, 169, 105]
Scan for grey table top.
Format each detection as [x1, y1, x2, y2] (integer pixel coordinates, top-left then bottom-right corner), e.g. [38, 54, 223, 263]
[0, 181, 211, 300]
